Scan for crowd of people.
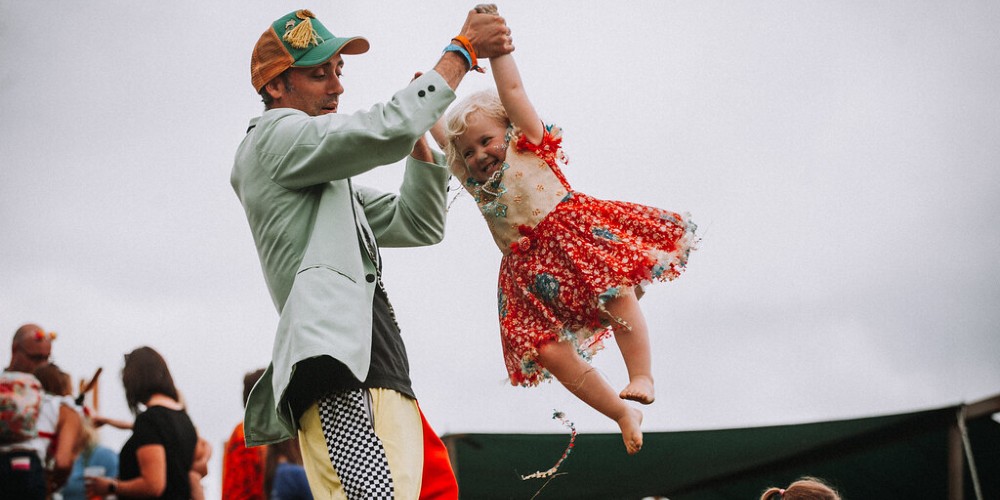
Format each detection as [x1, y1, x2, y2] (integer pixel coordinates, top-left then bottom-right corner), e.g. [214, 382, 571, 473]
[0, 320, 846, 500]
[0, 324, 208, 499]
[0, 325, 311, 500]
[4, 4, 846, 500]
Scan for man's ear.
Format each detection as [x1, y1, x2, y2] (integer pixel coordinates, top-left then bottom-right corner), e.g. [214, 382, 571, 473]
[264, 79, 285, 102]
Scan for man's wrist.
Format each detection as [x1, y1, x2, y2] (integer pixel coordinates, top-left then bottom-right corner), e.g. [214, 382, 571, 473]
[108, 479, 118, 494]
[451, 35, 485, 73]
[443, 43, 473, 71]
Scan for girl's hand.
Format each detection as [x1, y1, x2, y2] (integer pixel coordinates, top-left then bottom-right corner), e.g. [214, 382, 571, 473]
[458, 6, 513, 59]
[430, 117, 448, 151]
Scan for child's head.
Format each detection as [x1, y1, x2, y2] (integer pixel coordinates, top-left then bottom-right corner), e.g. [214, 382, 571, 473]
[759, 477, 841, 500]
[444, 89, 513, 183]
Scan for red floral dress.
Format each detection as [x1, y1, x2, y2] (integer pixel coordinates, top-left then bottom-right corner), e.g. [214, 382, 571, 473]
[463, 124, 697, 387]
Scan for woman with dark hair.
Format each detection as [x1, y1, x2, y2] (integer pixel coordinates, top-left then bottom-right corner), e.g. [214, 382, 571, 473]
[85, 346, 197, 499]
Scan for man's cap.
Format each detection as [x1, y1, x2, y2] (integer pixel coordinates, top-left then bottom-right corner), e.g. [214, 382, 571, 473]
[251, 9, 370, 92]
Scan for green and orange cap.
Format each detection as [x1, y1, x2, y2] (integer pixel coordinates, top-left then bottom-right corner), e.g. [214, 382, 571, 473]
[251, 9, 370, 92]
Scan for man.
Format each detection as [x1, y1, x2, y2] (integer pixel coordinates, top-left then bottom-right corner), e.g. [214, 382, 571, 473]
[231, 7, 513, 499]
[6, 324, 52, 375]
[0, 323, 54, 499]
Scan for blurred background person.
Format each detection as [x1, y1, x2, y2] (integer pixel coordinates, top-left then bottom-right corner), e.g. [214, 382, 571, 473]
[85, 346, 198, 499]
[760, 476, 842, 500]
[189, 435, 212, 500]
[57, 413, 119, 500]
[263, 437, 311, 500]
[33, 363, 83, 494]
[222, 368, 266, 500]
[1, 323, 54, 499]
[90, 407, 211, 498]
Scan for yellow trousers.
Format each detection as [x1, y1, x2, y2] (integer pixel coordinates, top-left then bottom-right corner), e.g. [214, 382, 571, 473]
[297, 388, 424, 500]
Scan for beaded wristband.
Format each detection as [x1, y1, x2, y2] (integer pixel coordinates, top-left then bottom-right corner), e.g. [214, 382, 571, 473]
[443, 43, 473, 71]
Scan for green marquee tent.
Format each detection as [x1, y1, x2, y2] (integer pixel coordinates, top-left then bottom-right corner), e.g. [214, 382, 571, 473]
[442, 394, 999, 499]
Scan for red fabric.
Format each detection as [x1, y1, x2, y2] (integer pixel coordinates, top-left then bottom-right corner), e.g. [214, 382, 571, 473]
[37, 430, 57, 461]
[498, 129, 696, 387]
[418, 406, 459, 500]
[221, 422, 266, 500]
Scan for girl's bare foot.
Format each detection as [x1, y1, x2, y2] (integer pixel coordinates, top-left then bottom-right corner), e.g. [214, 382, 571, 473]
[619, 375, 655, 405]
[617, 407, 643, 455]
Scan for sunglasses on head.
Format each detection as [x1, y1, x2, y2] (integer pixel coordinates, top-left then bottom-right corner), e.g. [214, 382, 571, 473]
[33, 330, 57, 341]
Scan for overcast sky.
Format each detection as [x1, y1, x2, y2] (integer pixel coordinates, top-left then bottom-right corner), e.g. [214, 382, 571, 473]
[3, 1, 998, 497]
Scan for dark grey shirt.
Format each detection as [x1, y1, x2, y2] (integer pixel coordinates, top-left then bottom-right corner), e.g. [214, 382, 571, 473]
[287, 283, 414, 421]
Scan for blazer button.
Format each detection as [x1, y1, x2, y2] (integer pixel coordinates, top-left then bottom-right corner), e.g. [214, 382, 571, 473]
[418, 90, 426, 97]
[428, 85, 436, 92]
[366, 274, 376, 283]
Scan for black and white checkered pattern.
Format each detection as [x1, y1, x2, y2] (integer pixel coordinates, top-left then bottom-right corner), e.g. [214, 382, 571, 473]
[318, 389, 394, 499]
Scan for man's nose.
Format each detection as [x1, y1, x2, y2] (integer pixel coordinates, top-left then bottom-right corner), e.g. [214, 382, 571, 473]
[328, 75, 344, 94]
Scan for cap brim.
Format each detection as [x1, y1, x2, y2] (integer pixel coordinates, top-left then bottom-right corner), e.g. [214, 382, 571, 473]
[293, 36, 370, 67]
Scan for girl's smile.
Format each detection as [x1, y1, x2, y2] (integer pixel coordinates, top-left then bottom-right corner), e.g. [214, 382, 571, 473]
[455, 114, 510, 183]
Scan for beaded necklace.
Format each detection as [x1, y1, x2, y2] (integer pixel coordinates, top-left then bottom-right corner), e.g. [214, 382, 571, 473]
[465, 125, 514, 218]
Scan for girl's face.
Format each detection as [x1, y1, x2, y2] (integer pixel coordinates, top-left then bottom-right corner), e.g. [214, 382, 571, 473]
[454, 113, 508, 183]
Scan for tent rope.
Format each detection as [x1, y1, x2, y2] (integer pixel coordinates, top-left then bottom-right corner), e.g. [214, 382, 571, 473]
[958, 406, 984, 500]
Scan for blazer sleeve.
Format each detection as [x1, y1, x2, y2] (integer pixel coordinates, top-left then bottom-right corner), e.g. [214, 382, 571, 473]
[358, 150, 451, 248]
[253, 71, 455, 190]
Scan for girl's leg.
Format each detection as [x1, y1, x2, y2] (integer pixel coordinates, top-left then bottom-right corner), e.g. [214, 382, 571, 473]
[605, 287, 655, 404]
[536, 340, 643, 454]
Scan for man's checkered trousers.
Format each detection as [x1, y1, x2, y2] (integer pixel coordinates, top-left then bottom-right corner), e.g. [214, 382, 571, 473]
[319, 389, 395, 499]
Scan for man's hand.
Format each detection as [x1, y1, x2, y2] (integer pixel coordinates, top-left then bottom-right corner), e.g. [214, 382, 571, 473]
[459, 5, 513, 59]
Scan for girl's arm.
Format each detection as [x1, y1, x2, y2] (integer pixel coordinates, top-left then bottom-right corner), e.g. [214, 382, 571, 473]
[430, 115, 448, 151]
[490, 54, 544, 144]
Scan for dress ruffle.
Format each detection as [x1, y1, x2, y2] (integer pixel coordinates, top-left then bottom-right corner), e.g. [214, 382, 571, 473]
[471, 124, 697, 387]
[498, 191, 697, 387]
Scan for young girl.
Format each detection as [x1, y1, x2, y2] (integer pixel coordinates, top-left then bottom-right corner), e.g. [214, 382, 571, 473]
[434, 37, 696, 455]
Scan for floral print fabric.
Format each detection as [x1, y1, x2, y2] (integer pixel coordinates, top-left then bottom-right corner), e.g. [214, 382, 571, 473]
[494, 126, 697, 387]
[222, 422, 266, 500]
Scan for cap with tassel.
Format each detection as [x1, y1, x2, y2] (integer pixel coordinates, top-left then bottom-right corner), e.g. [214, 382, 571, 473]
[251, 9, 370, 92]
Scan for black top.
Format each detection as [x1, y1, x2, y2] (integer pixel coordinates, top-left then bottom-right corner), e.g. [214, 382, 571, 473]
[288, 283, 414, 421]
[118, 406, 197, 500]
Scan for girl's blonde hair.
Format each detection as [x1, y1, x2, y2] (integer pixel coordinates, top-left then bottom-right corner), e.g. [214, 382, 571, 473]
[760, 476, 842, 500]
[443, 89, 515, 179]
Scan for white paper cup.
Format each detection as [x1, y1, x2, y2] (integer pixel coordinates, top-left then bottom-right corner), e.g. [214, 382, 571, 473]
[83, 465, 106, 478]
